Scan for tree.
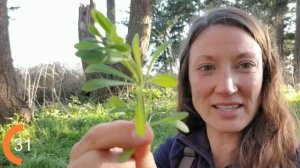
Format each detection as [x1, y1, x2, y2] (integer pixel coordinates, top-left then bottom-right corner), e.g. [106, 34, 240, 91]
[78, 0, 128, 101]
[294, 0, 300, 85]
[77, 0, 153, 101]
[0, 0, 29, 124]
[126, 0, 152, 61]
[78, 0, 118, 101]
[223, 0, 288, 60]
[272, 0, 289, 60]
[107, 0, 115, 24]
[151, 0, 199, 73]
[78, 0, 99, 100]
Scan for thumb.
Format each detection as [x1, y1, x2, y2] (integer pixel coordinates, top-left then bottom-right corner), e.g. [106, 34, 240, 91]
[132, 125, 157, 168]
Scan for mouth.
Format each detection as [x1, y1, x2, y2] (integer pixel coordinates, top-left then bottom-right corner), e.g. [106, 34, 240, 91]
[212, 104, 243, 111]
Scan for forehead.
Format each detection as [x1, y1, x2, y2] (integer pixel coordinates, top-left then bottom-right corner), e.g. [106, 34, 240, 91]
[189, 24, 262, 58]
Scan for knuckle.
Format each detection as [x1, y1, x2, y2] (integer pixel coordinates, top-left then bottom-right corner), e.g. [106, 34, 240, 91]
[69, 142, 80, 161]
[82, 126, 98, 147]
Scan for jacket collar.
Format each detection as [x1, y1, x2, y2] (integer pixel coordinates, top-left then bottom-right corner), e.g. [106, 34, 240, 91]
[177, 127, 215, 167]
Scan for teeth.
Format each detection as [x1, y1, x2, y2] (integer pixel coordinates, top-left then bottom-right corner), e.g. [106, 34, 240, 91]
[215, 105, 239, 111]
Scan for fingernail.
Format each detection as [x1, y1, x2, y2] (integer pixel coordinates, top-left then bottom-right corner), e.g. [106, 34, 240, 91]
[131, 130, 147, 141]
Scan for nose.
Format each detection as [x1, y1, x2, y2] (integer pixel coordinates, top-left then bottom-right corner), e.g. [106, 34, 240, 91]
[214, 71, 238, 95]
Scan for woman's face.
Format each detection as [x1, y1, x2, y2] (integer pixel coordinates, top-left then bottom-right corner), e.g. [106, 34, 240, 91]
[189, 25, 263, 134]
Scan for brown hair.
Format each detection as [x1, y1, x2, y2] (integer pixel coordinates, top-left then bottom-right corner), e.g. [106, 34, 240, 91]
[177, 7, 298, 167]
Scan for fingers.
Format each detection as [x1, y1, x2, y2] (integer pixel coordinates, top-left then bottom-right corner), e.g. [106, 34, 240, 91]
[133, 143, 157, 168]
[69, 150, 135, 168]
[70, 120, 154, 162]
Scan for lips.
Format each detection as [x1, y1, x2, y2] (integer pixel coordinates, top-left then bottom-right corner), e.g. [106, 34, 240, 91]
[213, 104, 243, 111]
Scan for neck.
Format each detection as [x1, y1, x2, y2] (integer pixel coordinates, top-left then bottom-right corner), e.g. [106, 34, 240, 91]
[206, 127, 241, 168]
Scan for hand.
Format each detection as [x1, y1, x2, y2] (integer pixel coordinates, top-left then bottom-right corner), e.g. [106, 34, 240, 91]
[68, 120, 156, 168]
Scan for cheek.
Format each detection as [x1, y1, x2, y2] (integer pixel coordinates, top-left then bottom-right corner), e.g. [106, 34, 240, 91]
[239, 74, 263, 104]
[189, 73, 211, 105]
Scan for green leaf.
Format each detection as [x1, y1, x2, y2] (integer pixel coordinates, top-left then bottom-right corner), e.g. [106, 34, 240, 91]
[105, 50, 129, 64]
[173, 120, 189, 133]
[132, 34, 142, 69]
[91, 9, 114, 34]
[117, 149, 135, 163]
[150, 112, 189, 127]
[85, 63, 135, 82]
[82, 79, 133, 92]
[74, 41, 101, 51]
[76, 50, 107, 64]
[107, 96, 126, 108]
[88, 24, 102, 37]
[110, 33, 125, 45]
[79, 38, 99, 43]
[147, 74, 178, 88]
[121, 61, 138, 82]
[135, 88, 145, 137]
[146, 40, 173, 76]
[110, 43, 131, 53]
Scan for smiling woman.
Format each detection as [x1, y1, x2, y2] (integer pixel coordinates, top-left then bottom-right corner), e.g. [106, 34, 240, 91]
[175, 7, 299, 168]
[188, 24, 263, 134]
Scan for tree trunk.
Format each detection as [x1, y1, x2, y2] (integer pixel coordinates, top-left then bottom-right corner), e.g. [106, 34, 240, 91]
[107, 0, 116, 24]
[126, 0, 152, 62]
[294, 0, 300, 86]
[78, 0, 94, 76]
[276, 18, 284, 60]
[0, 0, 29, 124]
[78, 1, 117, 101]
[273, 0, 288, 61]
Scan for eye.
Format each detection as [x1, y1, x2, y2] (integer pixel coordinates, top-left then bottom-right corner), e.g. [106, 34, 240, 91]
[238, 62, 256, 70]
[198, 64, 215, 72]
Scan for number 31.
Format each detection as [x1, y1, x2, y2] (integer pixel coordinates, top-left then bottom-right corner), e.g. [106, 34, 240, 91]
[14, 138, 30, 152]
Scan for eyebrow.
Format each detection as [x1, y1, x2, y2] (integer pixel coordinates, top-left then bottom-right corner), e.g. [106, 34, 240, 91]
[235, 52, 261, 64]
[236, 52, 258, 59]
[194, 51, 259, 61]
[193, 54, 216, 61]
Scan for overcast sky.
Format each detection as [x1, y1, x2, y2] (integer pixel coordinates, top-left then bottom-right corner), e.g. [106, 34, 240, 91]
[7, 0, 130, 69]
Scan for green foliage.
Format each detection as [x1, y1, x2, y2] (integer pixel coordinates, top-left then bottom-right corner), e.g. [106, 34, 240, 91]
[151, 0, 199, 73]
[147, 74, 178, 88]
[74, 9, 188, 137]
[282, 85, 300, 112]
[1, 86, 299, 167]
[74, 9, 189, 160]
[0, 92, 178, 167]
[117, 149, 135, 162]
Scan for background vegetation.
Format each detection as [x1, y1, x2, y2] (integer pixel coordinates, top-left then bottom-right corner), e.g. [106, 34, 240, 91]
[0, 87, 299, 167]
[0, 88, 179, 167]
[1, 87, 299, 167]
[1, 0, 300, 167]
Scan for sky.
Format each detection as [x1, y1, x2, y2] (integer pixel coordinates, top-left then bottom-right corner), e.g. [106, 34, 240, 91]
[7, 0, 130, 69]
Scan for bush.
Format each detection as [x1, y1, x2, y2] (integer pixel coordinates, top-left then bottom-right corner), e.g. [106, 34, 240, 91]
[15, 62, 86, 110]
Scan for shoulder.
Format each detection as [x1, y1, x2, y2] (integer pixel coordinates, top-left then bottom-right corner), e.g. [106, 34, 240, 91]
[154, 136, 185, 168]
[295, 147, 300, 167]
[153, 137, 176, 164]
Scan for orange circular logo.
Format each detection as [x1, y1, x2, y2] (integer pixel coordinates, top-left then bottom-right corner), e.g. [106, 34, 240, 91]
[2, 124, 24, 166]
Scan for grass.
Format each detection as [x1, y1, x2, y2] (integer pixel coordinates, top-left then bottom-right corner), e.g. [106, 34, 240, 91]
[0, 89, 178, 168]
[0, 87, 299, 168]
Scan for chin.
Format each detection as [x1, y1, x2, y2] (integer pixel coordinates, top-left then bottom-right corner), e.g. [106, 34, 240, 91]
[212, 123, 248, 134]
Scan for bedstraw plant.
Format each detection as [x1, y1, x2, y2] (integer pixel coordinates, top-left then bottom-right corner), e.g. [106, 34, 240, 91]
[74, 9, 189, 161]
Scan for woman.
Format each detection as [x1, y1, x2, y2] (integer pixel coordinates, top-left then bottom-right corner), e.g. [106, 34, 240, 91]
[69, 7, 299, 168]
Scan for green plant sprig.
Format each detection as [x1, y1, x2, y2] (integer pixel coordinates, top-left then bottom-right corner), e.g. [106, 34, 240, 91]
[75, 8, 189, 161]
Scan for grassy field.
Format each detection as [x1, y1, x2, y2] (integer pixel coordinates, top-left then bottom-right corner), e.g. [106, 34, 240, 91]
[0, 89, 178, 168]
[0, 87, 299, 168]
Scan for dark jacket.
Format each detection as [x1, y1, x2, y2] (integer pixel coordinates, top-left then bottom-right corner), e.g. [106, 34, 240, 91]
[154, 128, 300, 168]
[154, 128, 215, 168]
